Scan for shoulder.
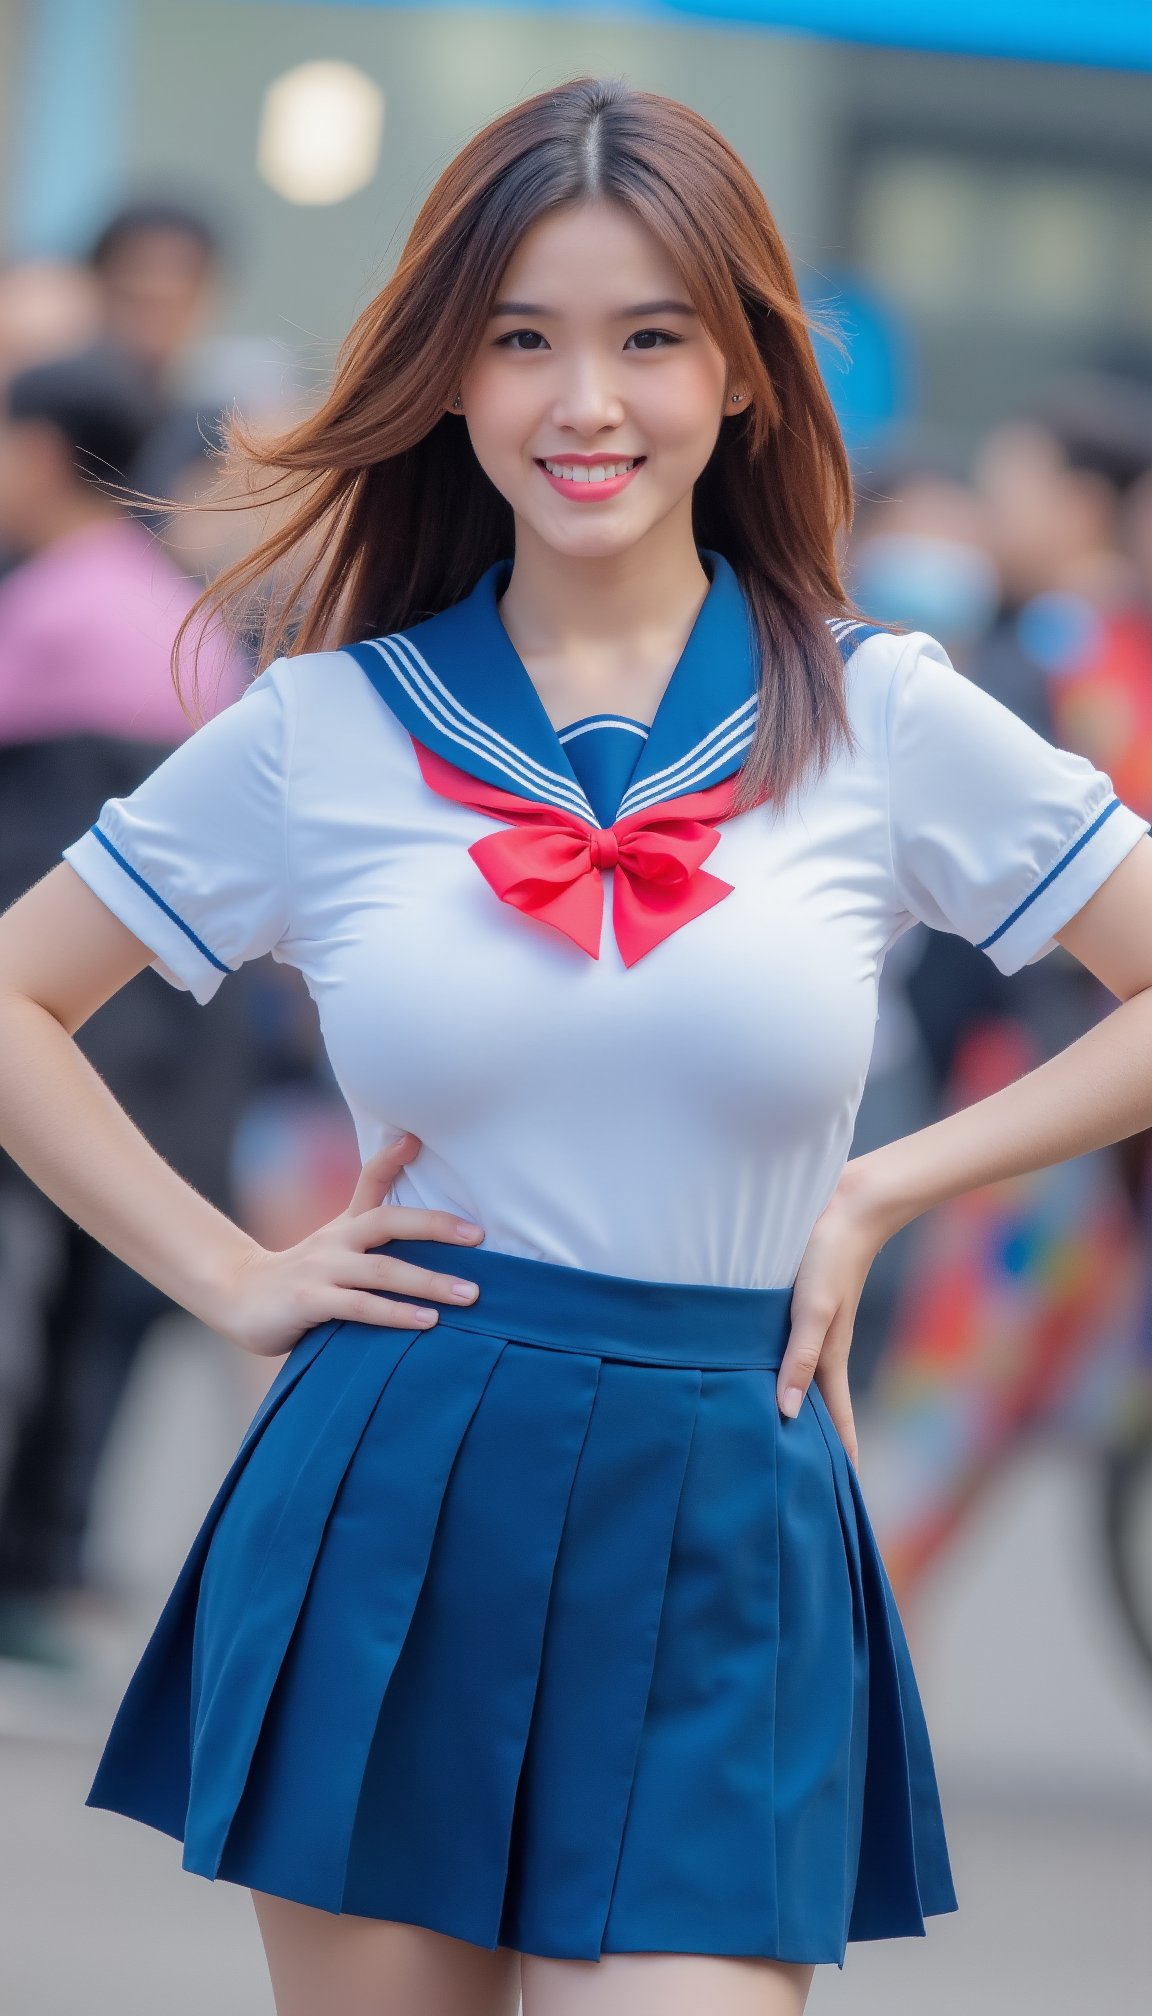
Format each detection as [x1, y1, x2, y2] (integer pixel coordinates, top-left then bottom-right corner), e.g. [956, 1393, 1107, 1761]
[832, 623, 1046, 766]
[834, 622, 945, 691]
[262, 642, 425, 786]
[826, 623, 950, 758]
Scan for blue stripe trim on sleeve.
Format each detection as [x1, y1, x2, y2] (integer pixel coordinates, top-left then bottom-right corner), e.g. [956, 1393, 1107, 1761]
[88, 826, 232, 975]
[976, 796, 1122, 951]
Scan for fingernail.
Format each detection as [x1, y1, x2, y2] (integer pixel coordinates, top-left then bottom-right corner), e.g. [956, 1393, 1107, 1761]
[451, 1281, 479, 1301]
[455, 1221, 482, 1237]
[780, 1386, 804, 1418]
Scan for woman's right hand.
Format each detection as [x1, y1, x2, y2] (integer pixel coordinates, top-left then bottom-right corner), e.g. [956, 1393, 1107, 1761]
[208, 1132, 486, 1358]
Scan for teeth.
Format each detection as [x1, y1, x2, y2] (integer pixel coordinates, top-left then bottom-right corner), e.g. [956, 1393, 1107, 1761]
[543, 459, 638, 483]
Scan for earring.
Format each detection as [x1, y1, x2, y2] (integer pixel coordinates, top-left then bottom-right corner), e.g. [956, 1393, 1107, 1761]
[730, 391, 744, 403]
[452, 395, 462, 408]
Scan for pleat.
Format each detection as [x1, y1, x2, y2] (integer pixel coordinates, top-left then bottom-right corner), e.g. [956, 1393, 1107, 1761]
[844, 1476, 958, 1932]
[209, 1320, 509, 1906]
[184, 1317, 495, 1879]
[500, 1358, 702, 1959]
[338, 1339, 604, 1944]
[600, 1366, 783, 1957]
[771, 1383, 868, 1966]
[806, 1383, 959, 1944]
[85, 1262, 958, 1965]
[84, 1318, 343, 1839]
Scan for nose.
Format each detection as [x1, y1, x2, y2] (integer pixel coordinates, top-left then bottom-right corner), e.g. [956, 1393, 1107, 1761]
[548, 354, 626, 436]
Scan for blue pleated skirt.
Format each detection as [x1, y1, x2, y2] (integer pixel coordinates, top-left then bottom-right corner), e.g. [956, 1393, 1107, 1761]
[86, 1239, 958, 1968]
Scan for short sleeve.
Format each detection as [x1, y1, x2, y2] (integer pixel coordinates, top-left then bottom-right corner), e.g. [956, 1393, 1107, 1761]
[887, 633, 1151, 975]
[61, 656, 294, 1004]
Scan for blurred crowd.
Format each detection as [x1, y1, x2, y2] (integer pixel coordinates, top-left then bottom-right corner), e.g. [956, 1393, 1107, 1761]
[847, 384, 1152, 1370]
[0, 202, 353, 1672]
[1, 197, 1152, 1677]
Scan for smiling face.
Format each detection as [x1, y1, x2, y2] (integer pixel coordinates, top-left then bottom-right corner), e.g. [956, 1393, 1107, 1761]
[455, 201, 741, 562]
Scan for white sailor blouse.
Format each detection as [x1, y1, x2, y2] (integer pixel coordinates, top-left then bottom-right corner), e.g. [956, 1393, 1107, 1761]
[61, 549, 1151, 1289]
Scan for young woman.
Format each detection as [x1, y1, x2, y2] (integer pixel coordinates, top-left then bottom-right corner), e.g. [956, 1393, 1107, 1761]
[2, 76, 1151, 2016]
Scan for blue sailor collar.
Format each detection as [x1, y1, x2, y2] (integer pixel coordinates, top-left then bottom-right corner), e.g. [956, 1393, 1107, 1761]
[346, 549, 883, 828]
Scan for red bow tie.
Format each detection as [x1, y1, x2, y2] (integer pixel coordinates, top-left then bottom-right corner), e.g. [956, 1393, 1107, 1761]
[412, 739, 757, 966]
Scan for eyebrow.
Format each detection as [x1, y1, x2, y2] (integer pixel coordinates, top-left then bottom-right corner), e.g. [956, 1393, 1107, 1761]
[489, 299, 698, 318]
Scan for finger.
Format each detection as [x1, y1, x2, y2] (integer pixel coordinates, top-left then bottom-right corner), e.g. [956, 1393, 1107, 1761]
[326, 1286, 443, 1330]
[347, 1134, 422, 1217]
[352, 1205, 486, 1250]
[776, 1295, 834, 1418]
[355, 1252, 481, 1305]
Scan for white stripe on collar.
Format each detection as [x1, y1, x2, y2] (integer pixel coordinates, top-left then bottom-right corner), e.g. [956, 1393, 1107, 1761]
[618, 616, 878, 816]
[558, 716, 651, 744]
[368, 634, 596, 822]
[617, 695, 758, 817]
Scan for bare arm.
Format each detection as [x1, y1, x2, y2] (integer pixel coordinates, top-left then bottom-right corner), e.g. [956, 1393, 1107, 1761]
[0, 862, 485, 1355]
[0, 863, 266, 1322]
[774, 835, 1152, 1465]
[844, 834, 1152, 1234]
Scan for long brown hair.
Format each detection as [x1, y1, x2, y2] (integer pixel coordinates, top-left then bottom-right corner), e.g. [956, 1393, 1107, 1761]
[177, 74, 894, 815]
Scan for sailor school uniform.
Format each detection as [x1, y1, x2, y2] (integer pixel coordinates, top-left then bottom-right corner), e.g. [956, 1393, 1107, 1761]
[63, 549, 1150, 1963]
[63, 546, 1149, 1287]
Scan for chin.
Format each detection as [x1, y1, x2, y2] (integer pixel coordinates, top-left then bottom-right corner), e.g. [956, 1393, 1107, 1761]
[507, 481, 674, 558]
[540, 526, 649, 560]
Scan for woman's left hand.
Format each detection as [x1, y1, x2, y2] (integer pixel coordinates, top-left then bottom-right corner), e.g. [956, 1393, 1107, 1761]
[774, 1167, 893, 1472]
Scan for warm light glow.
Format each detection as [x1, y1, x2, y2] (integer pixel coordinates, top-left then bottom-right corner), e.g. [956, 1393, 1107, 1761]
[257, 60, 384, 206]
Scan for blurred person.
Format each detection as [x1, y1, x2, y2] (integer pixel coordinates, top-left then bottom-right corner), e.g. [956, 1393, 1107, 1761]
[0, 256, 104, 582]
[1038, 448, 1152, 822]
[84, 197, 248, 578]
[869, 409, 1152, 1620]
[861, 411, 1152, 1608]
[1032, 367, 1152, 504]
[998, 380, 1152, 792]
[845, 467, 1009, 1388]
[848, 464, 1000, 667]
[86, 198, 225, 396]
[1037, 447, 1152, 1215]
[84, 200, 313, 505]
[849, 444, 1107, 1114]
[0, 344, 246, 730]
[892, 427, 1132, 1103]
[972, 404, 1152, 1030]
[1121, 463, 1152, 595]
[83, 200, 322, 656]
[0, 343, 255, 1663]
[1123, 461, 1152, 631]
[844, 464, 1099, 1406]
[975, 416, 1126, 618]
[5, 75, 1152, 2016]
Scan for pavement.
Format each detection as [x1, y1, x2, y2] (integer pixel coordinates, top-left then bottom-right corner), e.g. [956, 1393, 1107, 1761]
[1, 1313, 1150, 2013]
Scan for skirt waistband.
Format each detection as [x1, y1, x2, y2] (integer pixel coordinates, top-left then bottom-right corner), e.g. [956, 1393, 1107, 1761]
[368, 1239, 794, 1370]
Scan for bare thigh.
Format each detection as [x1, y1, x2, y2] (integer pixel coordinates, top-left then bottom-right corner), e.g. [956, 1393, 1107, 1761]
[250, 1889, 523, 2016]
[521, 1951, 816, 2016]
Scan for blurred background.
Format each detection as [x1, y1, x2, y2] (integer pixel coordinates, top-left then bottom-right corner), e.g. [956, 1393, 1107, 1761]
[0, 4, 1150, 2012]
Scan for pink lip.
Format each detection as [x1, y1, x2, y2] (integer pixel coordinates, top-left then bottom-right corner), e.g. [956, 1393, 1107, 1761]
[536, 456, 645, 502]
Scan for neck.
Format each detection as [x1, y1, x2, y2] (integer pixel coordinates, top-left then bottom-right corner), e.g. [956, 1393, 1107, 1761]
[496, 511, 712, 719]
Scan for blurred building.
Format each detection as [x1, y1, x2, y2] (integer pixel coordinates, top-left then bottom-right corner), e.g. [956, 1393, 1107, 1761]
[0, 3, 1148, 468]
